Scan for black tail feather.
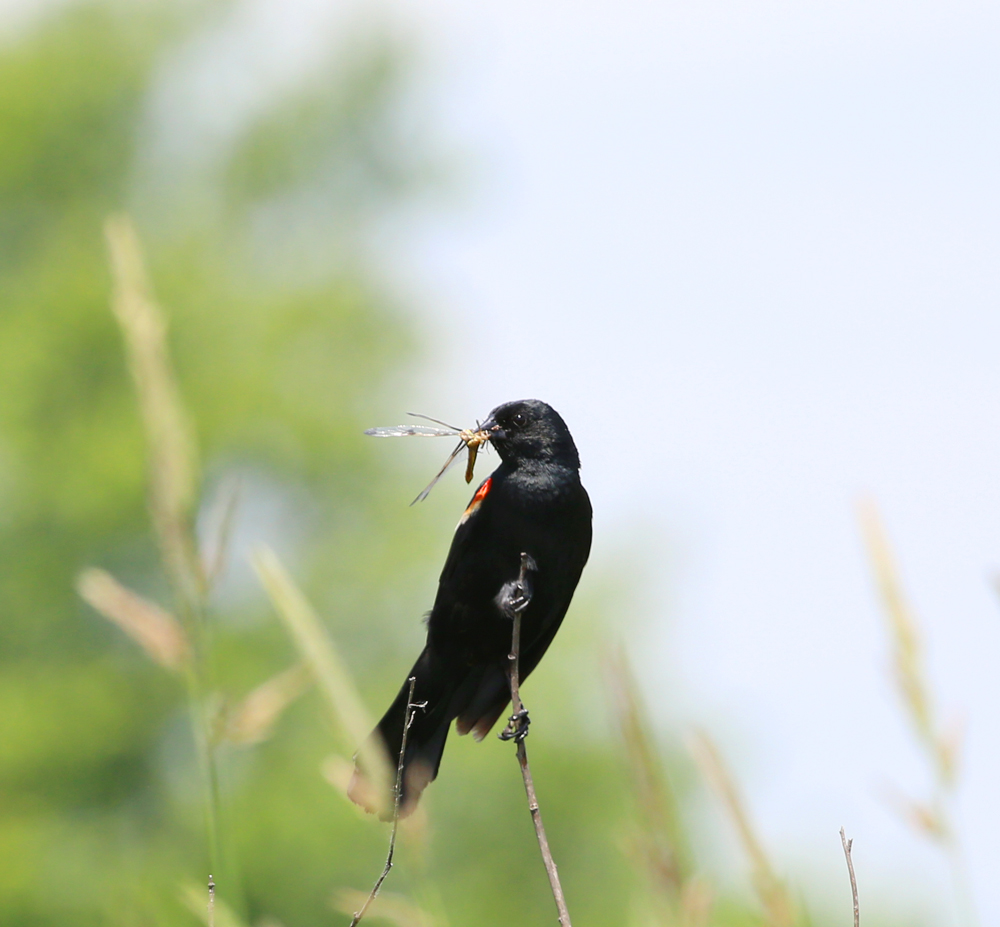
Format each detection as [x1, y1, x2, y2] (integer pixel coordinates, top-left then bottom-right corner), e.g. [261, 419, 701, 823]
[350, 636, 557, 817]
[350, 645, 485, 818]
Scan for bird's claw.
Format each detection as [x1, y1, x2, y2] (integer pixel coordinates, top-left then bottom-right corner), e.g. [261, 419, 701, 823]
[498, 708, 530, 742]
[509, 585, 531, 614]
[497, 580, 532, 619]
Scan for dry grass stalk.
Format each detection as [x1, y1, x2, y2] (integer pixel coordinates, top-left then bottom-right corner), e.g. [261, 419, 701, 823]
[103, 214, 222, 886]
[202, 477, 242, 590]
[679, 878, 712, 927]
[859, 500, 945, 775]
[690, 731, 795, 927]
[252, 546, 392, 812]
[858, 499, 980, 926]
[105, 214, 202, 603]
[879, 786, 947, 841]
[605, 650, 713, 927]
[222, 663, 311, 746]
[77, 567, 190, 671]
[857, 501, 940, 767]
[606, 649, 690, 902]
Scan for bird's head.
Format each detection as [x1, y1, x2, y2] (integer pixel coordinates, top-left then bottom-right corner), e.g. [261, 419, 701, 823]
[480, 399, 580, 469]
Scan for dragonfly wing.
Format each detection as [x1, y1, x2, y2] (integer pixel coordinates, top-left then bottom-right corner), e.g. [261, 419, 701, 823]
[365, 425, 459, 437]
[411, 439, 467, 505]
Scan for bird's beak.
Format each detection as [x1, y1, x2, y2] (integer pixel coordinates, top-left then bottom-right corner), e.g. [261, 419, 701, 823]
[480, 417, 505, 442]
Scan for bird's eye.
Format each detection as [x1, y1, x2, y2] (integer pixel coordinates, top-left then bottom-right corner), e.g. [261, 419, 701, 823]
[512, 412, 526, 428]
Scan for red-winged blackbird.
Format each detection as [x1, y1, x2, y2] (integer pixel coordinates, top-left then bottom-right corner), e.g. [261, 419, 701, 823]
[350, 399, 592, 816]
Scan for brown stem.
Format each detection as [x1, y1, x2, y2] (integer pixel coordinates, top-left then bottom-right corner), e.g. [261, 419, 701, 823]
[349, 677, 419, 927]
[840, 828, 859, 927]
[507, 552, 573, 927]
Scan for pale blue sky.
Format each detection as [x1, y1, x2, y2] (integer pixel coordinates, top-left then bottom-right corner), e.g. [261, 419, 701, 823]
[388, 2, 1000, 922]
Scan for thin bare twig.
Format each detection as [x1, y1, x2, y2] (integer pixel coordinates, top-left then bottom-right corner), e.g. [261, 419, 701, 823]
[840, 829, 858, 927]
[208, 874, 216, 927]
[350, 677, 421, 927]
[335, 888, 437, 927]
[505, 552, 572, 927]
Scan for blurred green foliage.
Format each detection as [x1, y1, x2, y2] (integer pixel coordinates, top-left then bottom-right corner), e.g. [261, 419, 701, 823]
[0, 3, 885, 927]
[0, 3, 442, 923]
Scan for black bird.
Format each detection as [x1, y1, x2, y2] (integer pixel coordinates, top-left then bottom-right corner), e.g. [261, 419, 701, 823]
[350, 399, 592, 817]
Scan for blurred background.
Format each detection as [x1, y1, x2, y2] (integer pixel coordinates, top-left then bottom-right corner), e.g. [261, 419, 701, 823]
[1, 0, 998, 925]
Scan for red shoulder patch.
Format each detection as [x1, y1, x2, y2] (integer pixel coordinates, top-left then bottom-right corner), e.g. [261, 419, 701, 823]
[470, 477, 492, 506]
[458, 477, 492, 526]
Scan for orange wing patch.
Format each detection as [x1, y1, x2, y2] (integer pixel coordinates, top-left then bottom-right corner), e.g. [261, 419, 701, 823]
[458, 477, 492, 526]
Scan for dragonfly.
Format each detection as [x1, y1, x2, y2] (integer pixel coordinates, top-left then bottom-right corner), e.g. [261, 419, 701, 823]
[365, 413, 493, 505]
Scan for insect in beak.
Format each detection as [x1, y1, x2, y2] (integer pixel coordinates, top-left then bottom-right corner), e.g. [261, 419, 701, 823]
[461, 426, 493, 484]
[365, 412, 492, 504]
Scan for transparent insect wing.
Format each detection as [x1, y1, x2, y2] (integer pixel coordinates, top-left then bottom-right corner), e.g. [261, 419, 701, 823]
[411, 439, 468, 505]
[364, 425, 459, 438]
[365, 413, 490, 503]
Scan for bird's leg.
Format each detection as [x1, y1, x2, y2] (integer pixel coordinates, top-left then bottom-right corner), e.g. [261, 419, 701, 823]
[498, 552, 537, 743]
[496, 552, 536, 619]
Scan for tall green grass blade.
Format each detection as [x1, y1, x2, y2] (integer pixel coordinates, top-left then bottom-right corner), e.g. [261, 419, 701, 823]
[252, 546, 392, 810]
[105, 214, 202, 602]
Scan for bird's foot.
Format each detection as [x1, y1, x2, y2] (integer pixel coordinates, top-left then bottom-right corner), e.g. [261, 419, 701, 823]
[497, 553, 537, 619]
[496, 579, 532, 618]
[498, 708, 530, 742]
